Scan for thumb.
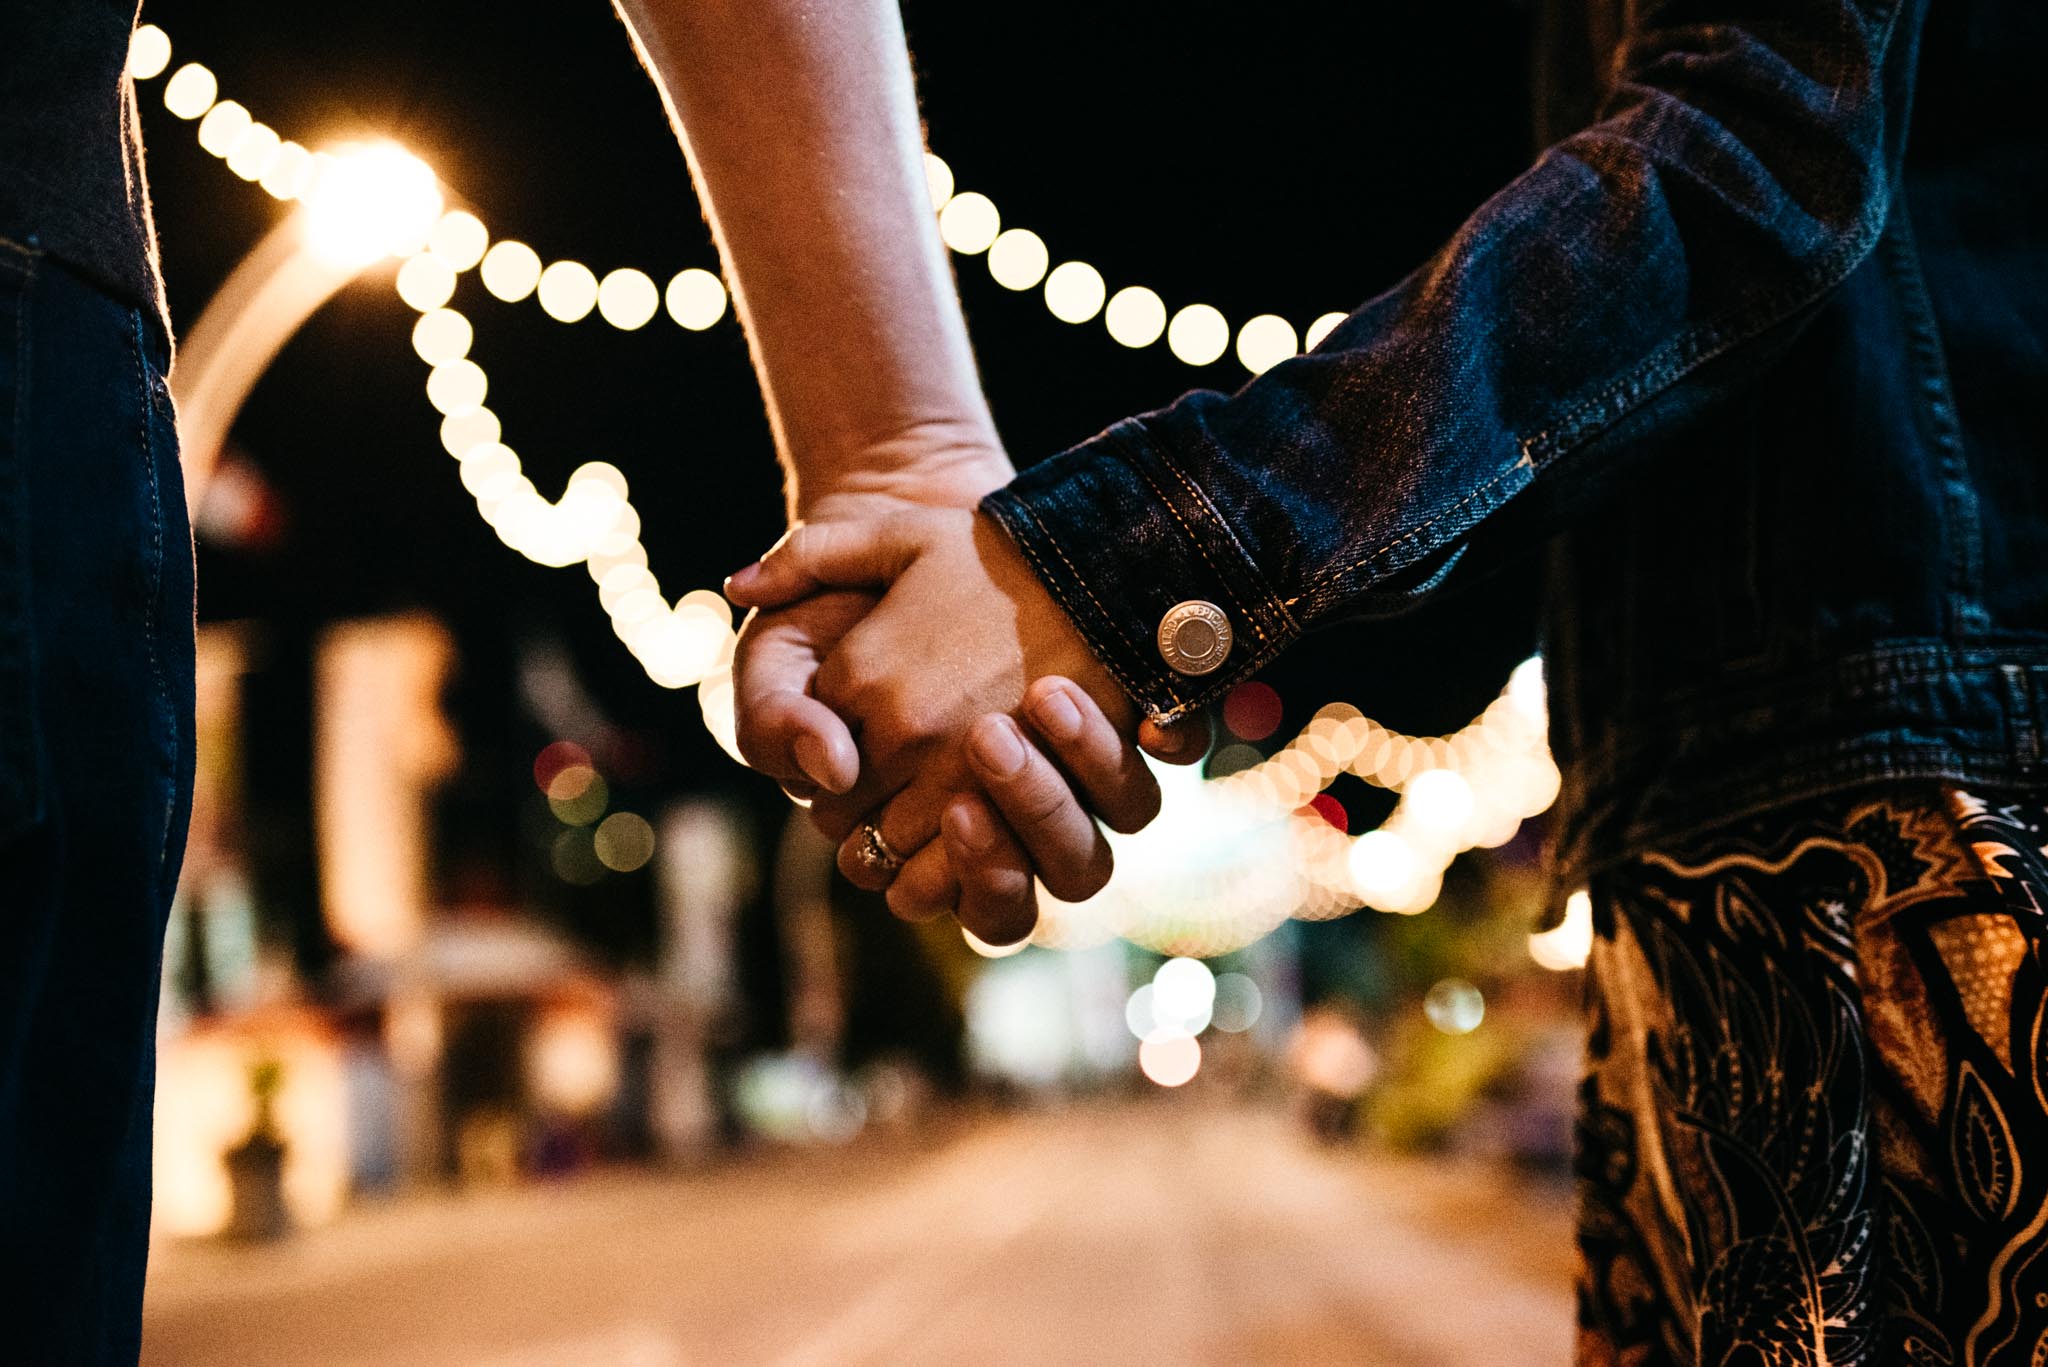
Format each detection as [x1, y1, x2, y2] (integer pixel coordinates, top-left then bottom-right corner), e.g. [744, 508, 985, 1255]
[724, 517, 926, 609]
[1139, 711, 1212, 766]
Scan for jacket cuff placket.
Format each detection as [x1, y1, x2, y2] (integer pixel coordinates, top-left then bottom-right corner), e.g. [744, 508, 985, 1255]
[981, 419, 1296, 721]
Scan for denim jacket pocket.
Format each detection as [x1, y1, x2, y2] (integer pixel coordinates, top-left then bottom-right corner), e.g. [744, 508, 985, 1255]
[0, 241, 43, 843]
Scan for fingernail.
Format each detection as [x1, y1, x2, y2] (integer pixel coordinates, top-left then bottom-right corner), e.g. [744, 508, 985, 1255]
[723, 562, 761, 596]
[1032, 688, 1083, 742]
[794, 734, 842, 793]
[946, 801, 996, 853]
[969, 716, 1027, 778]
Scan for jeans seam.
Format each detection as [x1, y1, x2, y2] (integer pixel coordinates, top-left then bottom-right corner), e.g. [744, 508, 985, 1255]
[129, 311, 175, 875]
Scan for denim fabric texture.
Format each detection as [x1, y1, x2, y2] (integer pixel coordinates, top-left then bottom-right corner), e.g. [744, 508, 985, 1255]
[983, 0, 2048, 899]
[0, 239, 195, 1362]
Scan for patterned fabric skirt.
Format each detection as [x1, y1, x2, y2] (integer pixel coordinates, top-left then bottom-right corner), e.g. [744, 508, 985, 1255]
[1576, 786, 2048, 1365]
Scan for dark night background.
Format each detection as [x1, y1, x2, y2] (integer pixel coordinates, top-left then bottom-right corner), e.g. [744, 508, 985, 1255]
[139, 0, 1546, 973]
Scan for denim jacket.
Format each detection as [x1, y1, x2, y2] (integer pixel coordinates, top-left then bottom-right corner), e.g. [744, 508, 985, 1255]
[983, 0, 2048, 899]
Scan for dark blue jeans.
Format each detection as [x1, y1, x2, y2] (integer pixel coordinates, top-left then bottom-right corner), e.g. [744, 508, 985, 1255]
[0, 240, 195, 1362]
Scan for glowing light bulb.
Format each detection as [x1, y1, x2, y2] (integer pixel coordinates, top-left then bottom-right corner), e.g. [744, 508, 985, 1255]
[162, 64, 217, 120]
[1235, 314, 1298, 374]
[411, 309, 473, 366]
[597, 268, 659, 330]
[537, 261, 599, 323]
[196, 100, 251, 158]
[1043, 261, 1106, 324]
[664, 268, 727, 330]
[937, 192, 999, 254]
[479, 240, 543, 302]
[1304, 312, 1348, 351]
[1104, 286, 1167, 348]
[127, 25, 172, 81]
[427, 210, 489, 271]
[986, 229, 1049, 291]
[394, 253, 457, 312]
[923, 151, 955, 211]
[302, 142, 443, 265]
[1167, 303, 1230, 366]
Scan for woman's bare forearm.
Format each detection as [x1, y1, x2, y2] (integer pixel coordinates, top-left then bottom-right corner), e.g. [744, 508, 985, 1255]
[614, 0, 1004, 517]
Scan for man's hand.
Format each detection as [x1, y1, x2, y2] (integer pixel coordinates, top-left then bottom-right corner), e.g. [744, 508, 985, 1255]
[726, 506, 1140, 934]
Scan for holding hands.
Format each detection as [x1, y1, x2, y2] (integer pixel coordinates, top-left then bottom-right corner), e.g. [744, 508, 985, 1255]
[726, 468, 1198, 945]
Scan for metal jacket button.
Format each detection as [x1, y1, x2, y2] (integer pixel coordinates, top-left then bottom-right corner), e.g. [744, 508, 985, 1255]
[1157, 600, 1232, 676]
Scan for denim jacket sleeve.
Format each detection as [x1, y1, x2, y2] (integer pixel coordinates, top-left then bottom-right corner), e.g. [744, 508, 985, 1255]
[982, 0, 1926, 721]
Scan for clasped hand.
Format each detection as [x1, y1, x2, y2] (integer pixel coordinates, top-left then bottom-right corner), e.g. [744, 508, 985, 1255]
[724, 501, 1201, 944]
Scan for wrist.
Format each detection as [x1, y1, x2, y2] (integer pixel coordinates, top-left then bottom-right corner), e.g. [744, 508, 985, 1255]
[788, 420, 1012, 522]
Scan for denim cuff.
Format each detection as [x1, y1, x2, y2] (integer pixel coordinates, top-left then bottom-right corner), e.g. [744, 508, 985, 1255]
[981, 418, 1299, 721]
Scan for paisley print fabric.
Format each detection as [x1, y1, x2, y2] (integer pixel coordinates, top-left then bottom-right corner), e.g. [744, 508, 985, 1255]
[1576, 787, 2048, 1365]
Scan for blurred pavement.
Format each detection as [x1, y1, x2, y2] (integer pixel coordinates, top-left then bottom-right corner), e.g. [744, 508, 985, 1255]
[142, 1102, 1575, 1366]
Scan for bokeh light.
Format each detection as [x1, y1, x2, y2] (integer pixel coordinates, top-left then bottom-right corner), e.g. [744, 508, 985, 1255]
[937, 191, 1000, 254]
[411, 308, 473, 366]
[593, 812, 656, 873]
[1104, 285, 1167, 348]
[1138, 1031, 1201, 1087]
[1235, 314, 1298, 374]
[479, 240, 543, 302]
[597, 268, 660, 330]
[923, 151, 955, 210]
[302, 142, 442, 265]
[1167, 304, 1230, 366]
[986, 228, 1049, 291]
[1211, 974, 1264, 1033]
[427, 209, 489, 271]
[1304, 311, 1349, 351]
[664, 268, 728, 330]
[536, 260, 599, 323]
[162, 62, 217, 120]
[195, 100, 251, 158]
[1043, 261, 1106, 324]
[1223, 681, 1283, 741]
[1423, 979, 1485, 1035]
[127, 24, 172, 81]
[395, 253, 457, 312]
[1529, 889, 1594, 971]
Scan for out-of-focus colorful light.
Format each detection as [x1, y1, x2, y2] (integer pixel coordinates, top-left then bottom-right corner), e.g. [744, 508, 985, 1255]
[923, 151, 955, 210]
[302, 142, 442, 265]
[195, 100, 251, 158]
[594, 811, 656, 872]
[937, 191, 1000, 254]
[1138, 1031, 1201, 1087]
[1211, 973, 1263, 1032]
[537, 260, 599, 323]
[986, 228, 1049, 291]
[427, 209, 489, 271]
[665, 268, 728, 330]
[162, 62, 217, 119]
[1529, 888, 1594, 971]
[411, 308, 472, 366]
[1167, 303, 1230, 366]
[528, 1007, 619, 1114]
[597, 268, 660, 330]
[1235, 313, 1298, 375]
[1151, 956, 1217, 1034]
[1423, 978, 1485, 1035]
[395, 252, 458, 312]
[479, 240, 543, 302]
[127, 24, 173, 81]
[1304, 311, 1348, 351]
[1223, 680, 1283, 741]
[1043, 261, 1106, 324]
[1104, 285, 1168, 349]
[533, 740, 591, 793]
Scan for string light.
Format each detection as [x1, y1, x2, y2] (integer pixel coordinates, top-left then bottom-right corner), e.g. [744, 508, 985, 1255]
[132, 32, 1555, 957]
